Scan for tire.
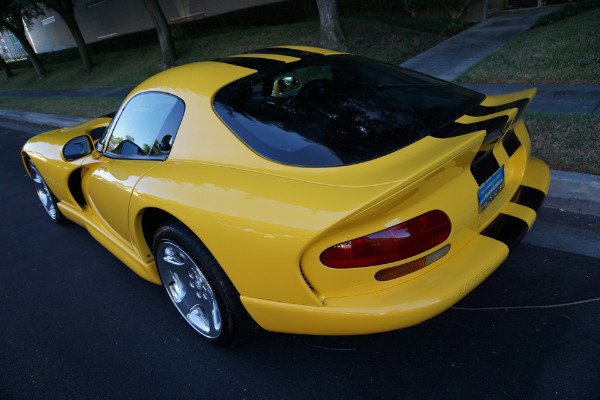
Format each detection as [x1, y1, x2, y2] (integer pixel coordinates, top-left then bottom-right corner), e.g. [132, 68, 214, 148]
[28, 160, 67, 225]
[153, 219, 256, 346]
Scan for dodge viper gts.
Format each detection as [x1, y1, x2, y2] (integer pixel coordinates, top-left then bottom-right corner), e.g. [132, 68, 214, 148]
[22, 46, 550, 346]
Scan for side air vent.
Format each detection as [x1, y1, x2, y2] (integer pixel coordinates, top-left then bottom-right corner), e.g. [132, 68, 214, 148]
[68, 168, 87, 208]
[299, 266, 315, 290]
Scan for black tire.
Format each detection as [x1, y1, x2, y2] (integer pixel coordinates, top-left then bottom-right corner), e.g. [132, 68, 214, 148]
[28, 160, 67, 225]
[153, 219, 256, 346]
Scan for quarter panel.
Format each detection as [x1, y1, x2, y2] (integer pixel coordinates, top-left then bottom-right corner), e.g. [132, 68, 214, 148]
[129, 161, 395, 306]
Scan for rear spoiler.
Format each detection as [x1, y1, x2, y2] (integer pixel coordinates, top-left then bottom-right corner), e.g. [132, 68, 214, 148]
[432, 88, 536, 141]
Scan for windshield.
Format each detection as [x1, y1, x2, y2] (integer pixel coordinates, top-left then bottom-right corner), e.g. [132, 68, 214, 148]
[213, 55, 484, 167]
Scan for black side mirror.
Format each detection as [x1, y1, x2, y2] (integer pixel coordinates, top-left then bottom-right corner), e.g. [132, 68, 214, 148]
[63, 135, 93, 161]
[156, 134, 173, 153]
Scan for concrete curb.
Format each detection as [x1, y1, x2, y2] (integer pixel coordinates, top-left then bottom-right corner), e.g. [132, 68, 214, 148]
[1, 107, 598, 217]
[0, 109, 89, 129]
[545, 170, 600, 217]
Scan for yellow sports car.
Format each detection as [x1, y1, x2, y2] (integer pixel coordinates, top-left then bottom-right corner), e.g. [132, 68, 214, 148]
[22, 46, 550, 346]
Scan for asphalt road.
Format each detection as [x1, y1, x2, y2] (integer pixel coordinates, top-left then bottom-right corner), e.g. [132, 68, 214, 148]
[1, 119, 599, 400]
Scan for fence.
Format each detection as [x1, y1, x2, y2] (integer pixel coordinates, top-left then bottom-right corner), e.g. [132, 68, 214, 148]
[506, 0, 572, 9]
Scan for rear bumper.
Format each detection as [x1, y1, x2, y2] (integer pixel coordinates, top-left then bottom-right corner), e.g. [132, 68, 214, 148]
[241, 157, 550, 335]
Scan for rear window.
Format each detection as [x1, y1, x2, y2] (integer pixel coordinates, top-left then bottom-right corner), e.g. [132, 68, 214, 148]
[213, 55, 484, 167]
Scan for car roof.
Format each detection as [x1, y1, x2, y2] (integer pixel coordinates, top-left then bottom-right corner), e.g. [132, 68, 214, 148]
[129, 46, 345, 100]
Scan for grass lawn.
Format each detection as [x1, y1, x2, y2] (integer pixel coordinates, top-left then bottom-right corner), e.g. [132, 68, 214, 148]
[0, 97, 123, 117]
[524, 113, 600, 175]
[458, 8, 600, 84]
[0, 18, 443, 91]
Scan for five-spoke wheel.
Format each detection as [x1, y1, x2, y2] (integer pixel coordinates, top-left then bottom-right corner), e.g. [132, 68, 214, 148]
[156, 240, 223, 339]
[154, 220, 255, 346]
[28, 160, 65, 224]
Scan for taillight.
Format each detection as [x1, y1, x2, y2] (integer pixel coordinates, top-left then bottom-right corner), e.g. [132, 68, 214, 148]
[320, 210, 451, 268]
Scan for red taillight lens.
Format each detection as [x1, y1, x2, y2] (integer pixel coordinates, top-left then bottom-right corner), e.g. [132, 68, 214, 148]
[320, 210, 451, 268]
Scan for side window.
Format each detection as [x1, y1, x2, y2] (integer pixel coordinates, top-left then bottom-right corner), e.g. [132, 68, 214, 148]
[105, 92, 185, 158]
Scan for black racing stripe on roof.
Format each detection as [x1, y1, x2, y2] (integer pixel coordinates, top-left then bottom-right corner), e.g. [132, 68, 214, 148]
[481, 213, 529, 249]
[244, 47, 324, 59]
[215, 57, 286, 71]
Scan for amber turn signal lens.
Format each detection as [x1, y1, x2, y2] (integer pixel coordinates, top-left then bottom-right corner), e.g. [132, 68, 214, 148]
[375, 258, 427, 281]
[375, 245, 451, 281]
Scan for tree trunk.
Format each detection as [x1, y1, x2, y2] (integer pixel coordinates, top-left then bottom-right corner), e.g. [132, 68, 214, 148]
[316, 0, 347, 52]
[4, 20, 46, 79]
[0, 56, 13, 80]
[142, 0, 177, 68]
[58, 7, 94, 74]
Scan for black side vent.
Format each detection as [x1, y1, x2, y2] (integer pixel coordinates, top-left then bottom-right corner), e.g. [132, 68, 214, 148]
[68, 168, 87, 208]
[300, 266, 315, 291]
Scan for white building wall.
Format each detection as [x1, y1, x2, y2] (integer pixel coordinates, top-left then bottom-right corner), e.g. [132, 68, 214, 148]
[27, 0, 283, 54]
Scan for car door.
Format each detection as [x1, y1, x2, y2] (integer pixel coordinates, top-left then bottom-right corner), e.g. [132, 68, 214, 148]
[83, 91, 185, 246]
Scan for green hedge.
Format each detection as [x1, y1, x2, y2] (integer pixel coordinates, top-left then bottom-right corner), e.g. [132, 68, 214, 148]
[534, 0, 600, 27]
[369, 12, 464, 34]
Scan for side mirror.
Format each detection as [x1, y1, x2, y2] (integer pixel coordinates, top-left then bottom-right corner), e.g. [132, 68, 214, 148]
[273, 76, 302, 96]
[156, 134, 173, 153]
[63, 135, 93, 161]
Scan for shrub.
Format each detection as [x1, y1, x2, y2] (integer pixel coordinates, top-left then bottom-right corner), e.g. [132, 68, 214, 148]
[372, 13, 464, 35]
[535, 0, 600, 27]
[436, 0, 475, 20]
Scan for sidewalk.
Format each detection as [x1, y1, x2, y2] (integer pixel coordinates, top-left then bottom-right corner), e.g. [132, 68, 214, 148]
[400, 6, 562, 81]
